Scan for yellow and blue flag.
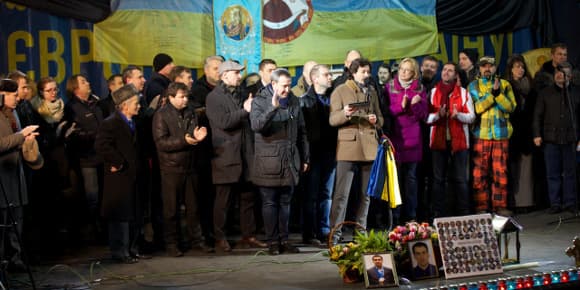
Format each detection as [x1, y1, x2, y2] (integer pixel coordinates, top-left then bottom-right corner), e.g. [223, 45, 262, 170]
[93, 0, 215, 68]
[263, 0, 438, 66]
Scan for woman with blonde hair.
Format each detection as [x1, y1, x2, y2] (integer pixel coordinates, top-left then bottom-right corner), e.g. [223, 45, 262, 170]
[385, 57, 428, 224]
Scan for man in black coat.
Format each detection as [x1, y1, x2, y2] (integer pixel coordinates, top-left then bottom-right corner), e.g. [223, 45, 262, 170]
[332, 50, 361, 90]
[191, 55, 223, 111]
[533, 62, 580, 214]
[64, 74, 104, 240]
[152, 82, 208, 257]
[96, 84, 146, 264]
[299, 64, 337, 245]
[143, 53, 174, 105]
[206, 60, 267, 252]
[250, 68, 309, 255]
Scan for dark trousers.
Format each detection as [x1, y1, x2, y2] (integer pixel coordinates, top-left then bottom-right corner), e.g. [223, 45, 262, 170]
[213, 183, 257, 240]
[108, 221, 139, 258]
[393, 162, 418, 221]
[431, 149, 470, 217]
[302, 151, 336, 240]
[0, 207, 23, 265]
[160, 171, 202, 248]
[259, 186, 293, 244]
[544, 143, 577, 208]
[196, 161, 215, 244]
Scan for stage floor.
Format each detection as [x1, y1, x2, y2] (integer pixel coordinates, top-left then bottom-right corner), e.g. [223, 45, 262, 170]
[7, 209, 580, 290]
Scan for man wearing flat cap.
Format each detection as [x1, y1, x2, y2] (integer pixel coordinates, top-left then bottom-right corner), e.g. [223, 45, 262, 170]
[468, 56, 516, 217]
[96, 84, 148, 263]
[0, 78, 42, 272]
[206, 60, 267, 252]
[144, 53, 175, 105]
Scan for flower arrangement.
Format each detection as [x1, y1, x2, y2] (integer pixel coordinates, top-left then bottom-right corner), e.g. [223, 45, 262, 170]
[327, 229, 393, 278]
[388, 221, 438, 252]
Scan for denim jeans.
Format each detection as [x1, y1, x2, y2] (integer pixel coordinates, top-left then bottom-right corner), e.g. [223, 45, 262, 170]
[81, 167, 100, 214]
[259, 186, 294, 244]
[302, 151, 336, 240]
[544, 143, 577, 208]
[108, 221, 139, 258]
[431, 149, 469, 217]
[393, 162, 418, 221]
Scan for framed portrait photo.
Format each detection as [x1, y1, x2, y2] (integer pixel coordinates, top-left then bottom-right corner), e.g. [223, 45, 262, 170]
[363, 253, 398, 288]
[408, 239, 439, 280]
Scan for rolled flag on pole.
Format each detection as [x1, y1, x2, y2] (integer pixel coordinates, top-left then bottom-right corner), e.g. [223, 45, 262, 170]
[367, 137, 402, 208]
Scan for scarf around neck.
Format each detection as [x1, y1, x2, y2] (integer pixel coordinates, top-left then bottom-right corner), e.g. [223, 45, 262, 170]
[398, 75, 414, 89]
[31, 96, 65, 124]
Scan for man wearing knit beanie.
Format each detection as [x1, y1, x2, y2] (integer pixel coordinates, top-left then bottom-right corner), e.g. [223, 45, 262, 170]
[153, 53, 173, 73]
[144, 53, 175, 105]
[458, 48, 479, 87]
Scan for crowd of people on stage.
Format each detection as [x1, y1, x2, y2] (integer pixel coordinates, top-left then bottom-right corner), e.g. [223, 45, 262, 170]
[0, 42, 579, 268]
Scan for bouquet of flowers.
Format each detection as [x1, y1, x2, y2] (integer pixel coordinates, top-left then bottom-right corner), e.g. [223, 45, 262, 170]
[327, 225, 392, 280]
[388, 221, 438, 252]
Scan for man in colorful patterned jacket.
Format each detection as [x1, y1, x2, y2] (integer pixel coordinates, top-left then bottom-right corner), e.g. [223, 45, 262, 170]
[468, 56, 516, 217]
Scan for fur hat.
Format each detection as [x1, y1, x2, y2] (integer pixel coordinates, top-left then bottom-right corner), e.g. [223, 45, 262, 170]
[153, 53, 173, 72]
[0, 79, 18, 93]
[460, 49, 479, 67]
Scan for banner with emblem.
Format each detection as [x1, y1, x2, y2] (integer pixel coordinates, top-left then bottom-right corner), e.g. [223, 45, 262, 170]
[262, 0, 438, 66]
[213, 0, 262, 73]
[93, 0, 215, 68]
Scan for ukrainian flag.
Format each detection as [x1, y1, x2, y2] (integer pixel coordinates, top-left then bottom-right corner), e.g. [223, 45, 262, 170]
[264, 0, 438, 66]
[93, 0, 214, 68]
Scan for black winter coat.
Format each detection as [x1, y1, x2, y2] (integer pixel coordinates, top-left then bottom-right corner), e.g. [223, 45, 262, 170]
[533, 84, 580, 144]
[250, 85, 309, 187]
[143, 72, 171, 105]
[96, 112, 146, 221]
[509, 78, 536, 155]
[64, 95, 103, 167]
[206, 82, 254, 184]
[299, 86, 337, 155]
[152, 103, 199, 173]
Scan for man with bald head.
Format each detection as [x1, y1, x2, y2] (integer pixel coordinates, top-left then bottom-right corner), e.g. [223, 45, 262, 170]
[189, 55, 225, 248]
[292, 60, 318, 97]
[332, 49, 362, 89]
[299, 64, 336, 245]
[191, 55, 224, 110]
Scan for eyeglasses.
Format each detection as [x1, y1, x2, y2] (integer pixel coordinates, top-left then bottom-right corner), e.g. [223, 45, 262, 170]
[44, 88, 59, 93]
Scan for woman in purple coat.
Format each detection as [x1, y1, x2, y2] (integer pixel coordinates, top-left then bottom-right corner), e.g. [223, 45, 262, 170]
[385, 57, 428, 223]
